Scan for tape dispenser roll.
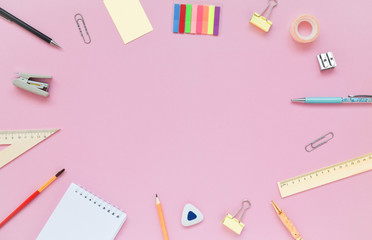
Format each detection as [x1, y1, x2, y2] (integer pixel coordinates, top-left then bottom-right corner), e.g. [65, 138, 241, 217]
[290, 14, 320, 43]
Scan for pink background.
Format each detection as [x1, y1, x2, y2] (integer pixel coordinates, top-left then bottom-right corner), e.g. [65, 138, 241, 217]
[1, 0, 372, 239]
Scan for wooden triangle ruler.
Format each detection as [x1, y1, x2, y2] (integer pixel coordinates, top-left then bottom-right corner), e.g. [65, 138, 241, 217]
[0, 129, 59, 169]
[278, 152, 372, 198]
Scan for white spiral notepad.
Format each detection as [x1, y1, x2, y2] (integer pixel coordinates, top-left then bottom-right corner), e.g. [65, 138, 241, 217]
[37, 183, 127, 240]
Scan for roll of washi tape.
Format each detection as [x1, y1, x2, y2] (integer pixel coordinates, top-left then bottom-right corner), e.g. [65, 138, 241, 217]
[290, 14, 320, 43]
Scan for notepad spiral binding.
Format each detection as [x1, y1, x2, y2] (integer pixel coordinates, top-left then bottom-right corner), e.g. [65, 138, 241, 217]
[74, 185, 125, 219]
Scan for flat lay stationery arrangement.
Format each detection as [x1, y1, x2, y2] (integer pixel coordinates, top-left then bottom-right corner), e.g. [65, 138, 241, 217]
[0, 0, 371, 239]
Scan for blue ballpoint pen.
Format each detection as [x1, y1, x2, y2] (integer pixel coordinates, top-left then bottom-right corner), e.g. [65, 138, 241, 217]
[291, 95, 372, 104]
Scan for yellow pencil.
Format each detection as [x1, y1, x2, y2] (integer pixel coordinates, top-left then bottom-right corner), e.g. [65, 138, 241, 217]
[271, 201, 303, 240]
[156, 194, 169, 240]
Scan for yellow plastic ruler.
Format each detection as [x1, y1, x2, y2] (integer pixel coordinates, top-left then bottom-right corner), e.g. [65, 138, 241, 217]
[278, 152, 372, 198]
[0, 129, 59, 169]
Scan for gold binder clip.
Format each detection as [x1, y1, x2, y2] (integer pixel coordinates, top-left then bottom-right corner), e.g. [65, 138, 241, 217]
[250, 0, 278, 32]
[222, 200, 251, 235]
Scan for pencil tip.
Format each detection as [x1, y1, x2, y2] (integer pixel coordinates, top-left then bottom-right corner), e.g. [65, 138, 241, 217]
[51, 40, 61, 48]
[156, 194, 158, 198]
[271, 201, 281, 214]
[56, 169, 65, 177]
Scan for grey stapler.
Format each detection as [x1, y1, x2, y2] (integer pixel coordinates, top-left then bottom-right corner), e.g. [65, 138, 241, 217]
[13, 73, 52, 97]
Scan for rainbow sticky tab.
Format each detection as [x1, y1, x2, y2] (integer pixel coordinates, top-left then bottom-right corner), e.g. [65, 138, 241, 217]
[179, 4, 186, 33]
[173, 4, 180, 33]
[173, 3, 220, 36]
[185, 4, 192, 33]
[250, 13, 272, 32]
[207, 6, 215, 35]
[222, 214, 245, 234]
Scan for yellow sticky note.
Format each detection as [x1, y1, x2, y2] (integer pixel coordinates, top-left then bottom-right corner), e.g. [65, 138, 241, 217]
[104, 0, 153, 44]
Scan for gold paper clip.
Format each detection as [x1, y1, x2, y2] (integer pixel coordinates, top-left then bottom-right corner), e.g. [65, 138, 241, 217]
[74, 13, 91, 44]
[222, 200, 251, 235]
[250, 0, 278, 32]
[305, 132, 334, 152]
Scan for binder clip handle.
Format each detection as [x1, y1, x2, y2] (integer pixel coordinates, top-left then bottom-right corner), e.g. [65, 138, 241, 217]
[259, 0, 278, 21]
[232, 199, 251, 222]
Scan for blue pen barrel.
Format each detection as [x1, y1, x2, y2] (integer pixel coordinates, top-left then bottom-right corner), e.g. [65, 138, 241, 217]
[306, 97, 343, 104]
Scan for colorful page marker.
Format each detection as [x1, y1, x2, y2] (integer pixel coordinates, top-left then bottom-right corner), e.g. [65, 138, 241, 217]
[173, 4, 180, 33]
[185, 4, 192, 33]
[179, 4, 186, 33]
[173, 3, 220, 36]
[207, 6, 215, 35]
[213, 6, 220, 35]
[196, 5, 203, 34]
[191, 5, 197, 34]
[202, 6, 209, 35]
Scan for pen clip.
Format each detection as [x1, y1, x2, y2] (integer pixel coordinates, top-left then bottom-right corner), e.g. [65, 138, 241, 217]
[348, 95, 372, 98]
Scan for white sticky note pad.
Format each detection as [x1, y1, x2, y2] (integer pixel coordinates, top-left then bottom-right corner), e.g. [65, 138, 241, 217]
[104, 0, 153, 44]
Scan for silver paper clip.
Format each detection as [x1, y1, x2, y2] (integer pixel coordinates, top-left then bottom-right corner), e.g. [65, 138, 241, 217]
[13, 73, 52, 97]
[74, 13, 91, 44]
[305, 132, 334, 152]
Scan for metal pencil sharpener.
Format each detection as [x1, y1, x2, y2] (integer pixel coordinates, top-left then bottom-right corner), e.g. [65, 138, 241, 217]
[317, 52, 336, 71]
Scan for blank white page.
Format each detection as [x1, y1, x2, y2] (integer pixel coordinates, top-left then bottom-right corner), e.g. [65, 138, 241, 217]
[37, 183, 126, 240]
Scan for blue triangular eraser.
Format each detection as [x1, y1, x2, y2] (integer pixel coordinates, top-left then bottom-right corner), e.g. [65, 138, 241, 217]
[182, 203, 203, 227]
[187, 211, 197, 221]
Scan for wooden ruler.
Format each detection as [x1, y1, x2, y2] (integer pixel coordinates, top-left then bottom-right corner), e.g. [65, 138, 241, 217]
[278, 152, 372, 198]
[0, 129, 59, 169]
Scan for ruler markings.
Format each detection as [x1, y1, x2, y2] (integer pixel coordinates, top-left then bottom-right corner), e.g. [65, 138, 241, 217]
[0, 129, 59, 168]
[278, 153, 372, 198]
